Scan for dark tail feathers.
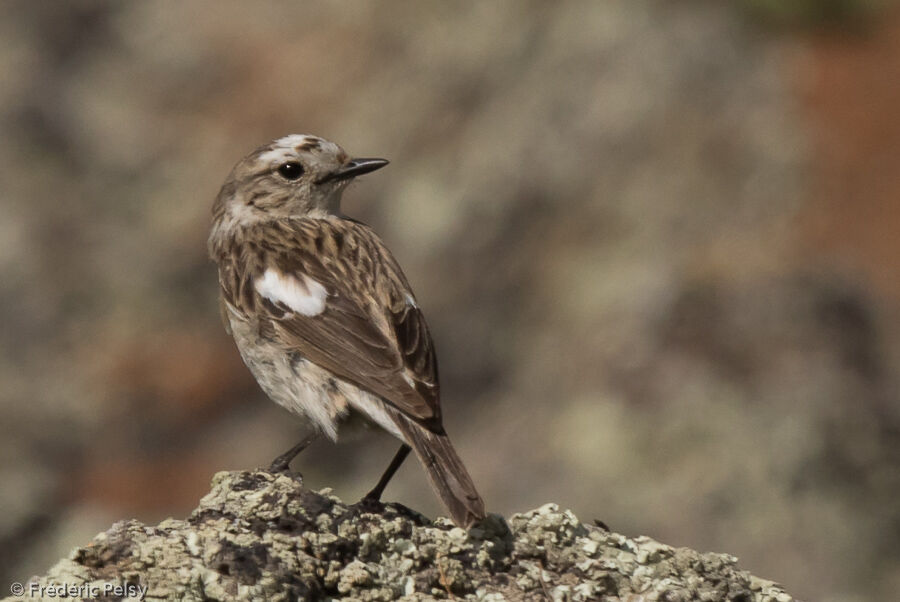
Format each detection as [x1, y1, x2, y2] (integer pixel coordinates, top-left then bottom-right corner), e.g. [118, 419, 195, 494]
[392, 415, 485, 528]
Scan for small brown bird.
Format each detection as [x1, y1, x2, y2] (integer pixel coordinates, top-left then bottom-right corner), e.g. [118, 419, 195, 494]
[208, 134, 485, 528]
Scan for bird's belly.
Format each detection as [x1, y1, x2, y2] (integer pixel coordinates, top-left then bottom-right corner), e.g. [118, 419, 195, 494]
[228, 315, 401, 440]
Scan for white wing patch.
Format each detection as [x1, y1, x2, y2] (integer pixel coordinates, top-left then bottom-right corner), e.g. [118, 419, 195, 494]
[255, 268, 328, 316]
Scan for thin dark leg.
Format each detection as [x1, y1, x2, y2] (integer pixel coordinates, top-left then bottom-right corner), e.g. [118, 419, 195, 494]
[269, 431, 321, 473]
[363, 444, 412, 502]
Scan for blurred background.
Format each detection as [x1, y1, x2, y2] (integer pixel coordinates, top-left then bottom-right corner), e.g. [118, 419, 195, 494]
[1, 1, 898, 600]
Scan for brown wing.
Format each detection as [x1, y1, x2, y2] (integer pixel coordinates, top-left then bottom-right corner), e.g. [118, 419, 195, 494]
[222, 218, 441, 430]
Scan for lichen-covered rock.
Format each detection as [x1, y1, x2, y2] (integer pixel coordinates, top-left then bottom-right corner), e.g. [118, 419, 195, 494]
[8, 471, 797, 601]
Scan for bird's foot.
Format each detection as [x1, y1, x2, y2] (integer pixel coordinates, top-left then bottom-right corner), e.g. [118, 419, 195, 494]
[268, 448, 301, 474]
[336, 494, 385, 527]
[357, 493, 386, 514]
[267, 432, 321, 474]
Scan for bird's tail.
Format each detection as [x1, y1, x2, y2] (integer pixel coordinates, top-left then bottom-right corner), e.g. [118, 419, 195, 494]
[393, 416, 486, 528]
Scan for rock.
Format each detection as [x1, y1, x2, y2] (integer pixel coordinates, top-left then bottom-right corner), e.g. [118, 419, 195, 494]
[8, 470, 797, 601]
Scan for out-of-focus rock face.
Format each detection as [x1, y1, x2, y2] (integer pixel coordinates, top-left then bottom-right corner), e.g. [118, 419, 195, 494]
[1, 2, 898, 602]
[9, 470, 797, 602]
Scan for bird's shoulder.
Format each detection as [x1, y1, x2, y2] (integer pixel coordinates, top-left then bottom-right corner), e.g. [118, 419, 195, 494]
[241, 217, 413, 305]
[215, 216, 442, 427]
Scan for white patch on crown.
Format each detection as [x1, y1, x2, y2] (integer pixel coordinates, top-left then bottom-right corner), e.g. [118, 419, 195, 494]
[257, 134, 317, 165]
[276, 134, 315, 147]
[255, 268, 328, 316]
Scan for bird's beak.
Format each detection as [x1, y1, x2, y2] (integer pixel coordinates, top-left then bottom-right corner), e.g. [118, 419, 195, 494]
[317, 158, 389, 184]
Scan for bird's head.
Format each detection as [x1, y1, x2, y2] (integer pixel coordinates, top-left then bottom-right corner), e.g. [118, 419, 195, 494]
[211, 134, 388, 233]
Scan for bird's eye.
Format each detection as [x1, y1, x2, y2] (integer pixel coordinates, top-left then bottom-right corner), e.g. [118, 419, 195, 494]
[277, 162, 304, 180]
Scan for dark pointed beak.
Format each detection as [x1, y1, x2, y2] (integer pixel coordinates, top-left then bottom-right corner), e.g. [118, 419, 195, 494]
[316, 157, 389, 184]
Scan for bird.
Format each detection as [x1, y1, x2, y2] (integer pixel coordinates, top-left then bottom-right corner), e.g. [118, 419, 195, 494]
[208, 134, 486, 528]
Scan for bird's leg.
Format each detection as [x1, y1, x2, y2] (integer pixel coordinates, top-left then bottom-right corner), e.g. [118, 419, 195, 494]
[268, 431, 321, 473]
[363, 444, 412, 502]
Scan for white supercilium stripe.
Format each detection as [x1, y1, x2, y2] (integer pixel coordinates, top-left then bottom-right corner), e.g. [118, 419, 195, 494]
[255, 268, 327, 316]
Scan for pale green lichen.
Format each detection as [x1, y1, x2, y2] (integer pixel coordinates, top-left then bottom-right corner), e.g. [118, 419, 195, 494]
[5, 470, 797, 602]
